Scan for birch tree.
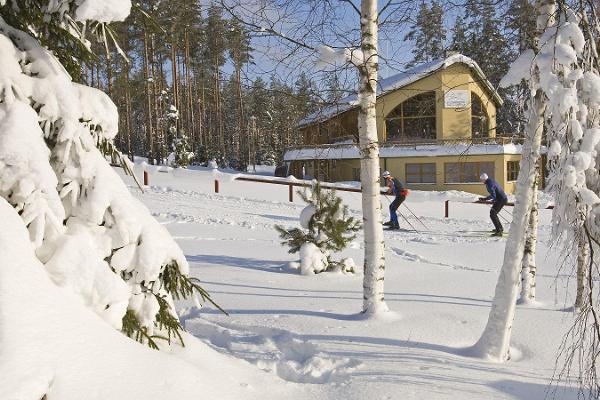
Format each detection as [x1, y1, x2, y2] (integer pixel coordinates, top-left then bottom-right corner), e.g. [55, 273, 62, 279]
[357, 0, 387, 314]
[217, 0, 416, 314]
[519, 177, 538, 304]
[471, 0, 553, 361]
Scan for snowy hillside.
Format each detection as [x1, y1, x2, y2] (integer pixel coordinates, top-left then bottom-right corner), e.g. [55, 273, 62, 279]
[113, 164, 579, 400]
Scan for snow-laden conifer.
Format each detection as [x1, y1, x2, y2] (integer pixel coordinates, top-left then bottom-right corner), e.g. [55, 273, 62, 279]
[0, 1, 219, 348]
[276, 181, 360, 275]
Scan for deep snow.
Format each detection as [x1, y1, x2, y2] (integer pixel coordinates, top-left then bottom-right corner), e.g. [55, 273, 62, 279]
[114, 163, 580, 400]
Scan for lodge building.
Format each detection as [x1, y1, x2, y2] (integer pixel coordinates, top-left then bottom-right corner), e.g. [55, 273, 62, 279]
[282, 54, 527, 196]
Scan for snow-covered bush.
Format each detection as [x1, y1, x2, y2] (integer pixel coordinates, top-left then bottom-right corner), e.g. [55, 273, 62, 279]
[276, 181, 359, 274]
[0, 2, 218, 348]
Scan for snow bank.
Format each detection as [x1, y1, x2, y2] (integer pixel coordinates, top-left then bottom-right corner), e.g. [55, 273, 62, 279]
[0, 199, 208, 400]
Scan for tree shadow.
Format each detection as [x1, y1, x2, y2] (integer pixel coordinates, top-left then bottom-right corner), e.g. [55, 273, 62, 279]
[257, 213, 298, 222]
[187, 254, 293, 274]
[488, 379, 579, 400]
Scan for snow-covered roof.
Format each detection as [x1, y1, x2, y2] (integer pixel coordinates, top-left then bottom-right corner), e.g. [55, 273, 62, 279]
[283, 143, 522, 161]
[299, 54, 503, 127]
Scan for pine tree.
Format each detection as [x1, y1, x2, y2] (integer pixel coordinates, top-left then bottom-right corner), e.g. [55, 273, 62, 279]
[276, 181, 360, 273]
[404, 1, 446, 66]
[0, 0, 221, 350]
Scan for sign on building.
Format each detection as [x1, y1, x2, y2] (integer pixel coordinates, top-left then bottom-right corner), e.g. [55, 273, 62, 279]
[444, 90, 469, 108]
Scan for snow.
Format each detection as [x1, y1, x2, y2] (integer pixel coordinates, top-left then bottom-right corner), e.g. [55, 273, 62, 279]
[0, 197, 297, 400]
[300, 53, 502, 126]
[75, 0, 132, 23]
[315, 45, 348, 67]
[299, 204, 317, 229]
[500, 49, 535, 88]
[106, 165, 581, 400]
[300, 242, 328, 275]
[284, 143, 523, 161]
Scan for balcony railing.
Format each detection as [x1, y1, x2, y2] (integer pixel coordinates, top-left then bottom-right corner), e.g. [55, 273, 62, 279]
[287, 135, 525, 152]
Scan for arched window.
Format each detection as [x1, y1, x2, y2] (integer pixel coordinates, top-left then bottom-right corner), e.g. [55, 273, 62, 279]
[471, 93, 489, 137]
[385, 91, 436, 142]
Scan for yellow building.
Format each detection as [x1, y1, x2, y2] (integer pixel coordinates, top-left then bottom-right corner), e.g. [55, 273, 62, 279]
[283, 54, 524, 196]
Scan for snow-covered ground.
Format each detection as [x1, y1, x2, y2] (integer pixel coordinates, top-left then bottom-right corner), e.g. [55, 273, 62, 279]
[120, 165, 578, 400]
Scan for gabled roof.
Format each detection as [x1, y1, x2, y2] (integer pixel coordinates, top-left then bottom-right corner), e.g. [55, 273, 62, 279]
[299, 54, 503, 127]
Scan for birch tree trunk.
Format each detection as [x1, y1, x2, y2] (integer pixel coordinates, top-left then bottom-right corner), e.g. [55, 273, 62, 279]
[473, 0, 553, 361]
[519, 177, 539, 303]
[575, 225, 589, 309]
[359, 0, 388, 315]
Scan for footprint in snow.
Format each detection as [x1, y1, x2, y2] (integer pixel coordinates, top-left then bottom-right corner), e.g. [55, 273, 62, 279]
[179, 310, 360, 384]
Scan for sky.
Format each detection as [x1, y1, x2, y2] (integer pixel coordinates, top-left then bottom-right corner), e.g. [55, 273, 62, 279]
[219, 0, 471, 90]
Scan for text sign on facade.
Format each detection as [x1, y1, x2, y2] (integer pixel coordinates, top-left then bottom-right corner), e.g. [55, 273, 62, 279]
[444, 90, 469, 108]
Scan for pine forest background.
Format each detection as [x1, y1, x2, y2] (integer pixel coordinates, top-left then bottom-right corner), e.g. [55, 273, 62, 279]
[54, 0, 537, 169]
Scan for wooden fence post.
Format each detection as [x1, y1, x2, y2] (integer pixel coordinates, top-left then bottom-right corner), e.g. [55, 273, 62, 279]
[445, 200, 449, 218]
[143, 170, 149, 186]
[288, 184, 293, 202]
[214, 179, 219, 194]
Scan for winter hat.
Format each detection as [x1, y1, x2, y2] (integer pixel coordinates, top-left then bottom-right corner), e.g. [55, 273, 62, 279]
[480, 173, 489, 181]
[382, 170, 391, 178]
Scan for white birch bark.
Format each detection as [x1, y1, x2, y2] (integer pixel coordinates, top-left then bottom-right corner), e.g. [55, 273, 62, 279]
[472, 0, 553, 361]
[519, 179, 538, 303]
[575, 227, 589, 309]
[358, 0, 388, 315]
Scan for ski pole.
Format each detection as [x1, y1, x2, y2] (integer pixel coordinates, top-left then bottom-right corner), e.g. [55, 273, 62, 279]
[397, 210, 419, 232]
[497, 210, 510, 224]
[403, 203, 429, 230]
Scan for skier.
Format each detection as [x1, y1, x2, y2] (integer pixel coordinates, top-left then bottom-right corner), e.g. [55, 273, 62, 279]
[478, 173, 508, 236]
[382, 170, 408, 230]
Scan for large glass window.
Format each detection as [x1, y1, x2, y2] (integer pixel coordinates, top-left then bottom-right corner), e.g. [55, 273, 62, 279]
[471, 93, 489, 137]
[385, 92, 437, 142]
[406, 163, 436, 184]
[444, 162, 494, 183]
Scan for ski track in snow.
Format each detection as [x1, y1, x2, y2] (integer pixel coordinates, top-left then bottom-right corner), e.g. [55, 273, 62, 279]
[390, 248, 492, 273]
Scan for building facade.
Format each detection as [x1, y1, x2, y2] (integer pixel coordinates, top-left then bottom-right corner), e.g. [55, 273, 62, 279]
[283, 54, 526, 196]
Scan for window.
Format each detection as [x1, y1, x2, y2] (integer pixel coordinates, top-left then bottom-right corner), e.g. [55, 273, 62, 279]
[406, 163, 436, 184]
[385, 91, 437, 142]
[444, 162, 494, 183]
[352, 167, 361, 181]
[471, 93, 489, 137]
[507, 161, 519, 181]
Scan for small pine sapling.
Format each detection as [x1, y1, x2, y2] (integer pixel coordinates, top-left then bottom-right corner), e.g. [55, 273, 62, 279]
[276, 181, 360, 273]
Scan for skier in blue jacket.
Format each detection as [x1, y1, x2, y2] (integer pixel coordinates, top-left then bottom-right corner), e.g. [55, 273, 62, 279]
[478, 173, 508, 236]
[382, 170, 407, 230]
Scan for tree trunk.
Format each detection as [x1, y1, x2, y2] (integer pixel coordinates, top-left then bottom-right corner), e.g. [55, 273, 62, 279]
[143, 29, 155, 164]
[359, 0, 388, 315]
[575, 222, 589, 309]
[125, 64, 133, 161]
[472, 0, 552, 361]
[236, 65, 244, 161]
[519, 177, 538, 303]
[171, 37, 179, 135]
[184, 29, 195, 152]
